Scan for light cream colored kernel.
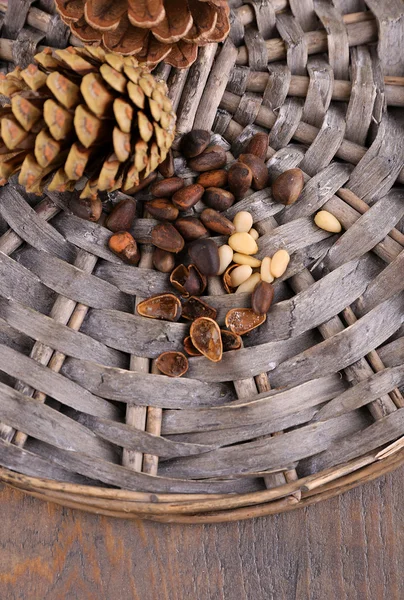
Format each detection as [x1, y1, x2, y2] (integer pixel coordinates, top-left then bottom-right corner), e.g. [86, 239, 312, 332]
[260, 256, 274, 283]
[218, 244, 233, 275]
[233, 253, 261, 267]
[314, 210, 342, 233]
[233, 211, 253, 233]
[249, 228, 259, 241]
[270, 249, 290, 278]
[235, 272, 261, 294]
[228, 232, 259, 255]
[230, 264, 252, 287]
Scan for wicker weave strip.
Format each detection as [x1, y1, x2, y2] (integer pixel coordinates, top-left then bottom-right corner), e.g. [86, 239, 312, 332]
[276, 13, 308, 75]
[0, 297, 123, 367]
[301, 56, 333, 127]
[0, 345, 118, 419]
[345, 46, 377, 145]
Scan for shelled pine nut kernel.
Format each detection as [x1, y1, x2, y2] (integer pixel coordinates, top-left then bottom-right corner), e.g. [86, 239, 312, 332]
[270, 249, 290, 278]
[233, 211, 254, 233]
[260, 256, 274, 283]
[232, 253, 261, 267]
[314, 210, 342, 233]
[230, 265, 253, 287]
[218, 244, 233, 275]
[236, 272, 261, 294]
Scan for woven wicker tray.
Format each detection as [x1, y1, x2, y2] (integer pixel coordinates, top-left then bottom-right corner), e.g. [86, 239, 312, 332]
[0, 0, 403, 523]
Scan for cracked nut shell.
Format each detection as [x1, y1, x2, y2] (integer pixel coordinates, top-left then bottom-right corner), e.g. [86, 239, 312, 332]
[190, 317, 223, 362]
[182, 296, 217, 321]
[137, 293, 181, 322]
[225, 308, 266, 335]
[222, 263, 238, 294]
[156, 351, 189, 377]
[183, 336, 202, 356]
[170, 264, 207, 297]
[221, 330, 242, 352]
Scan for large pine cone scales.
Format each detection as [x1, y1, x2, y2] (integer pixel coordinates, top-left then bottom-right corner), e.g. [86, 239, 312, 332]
[55, 0, 230, 68]
[0, 46, 176, 198]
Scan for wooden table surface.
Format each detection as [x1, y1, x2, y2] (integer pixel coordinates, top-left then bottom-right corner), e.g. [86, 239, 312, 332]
[1, 468, 403, 600]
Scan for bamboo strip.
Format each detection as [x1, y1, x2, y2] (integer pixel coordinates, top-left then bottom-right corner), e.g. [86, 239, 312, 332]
[122, 232, 153, 472]
[235, 6, 374, 27]
[246, 72, 404, 107]
[142, 360, 163, 476]
[255, 372, 301, 500]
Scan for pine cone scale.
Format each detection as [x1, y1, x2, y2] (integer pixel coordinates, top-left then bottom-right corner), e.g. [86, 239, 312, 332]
[55, 0, 85, 23]
[71, 17, 103, 42]
[184, 0, 218, 44]
[81, 73, 115, 117]
[103, 17, 149, 55]
[34, 130, 62, 167]
[151, 0, 193, 44]
[127, 0, 166, 29]
[84, 0, 128, 32]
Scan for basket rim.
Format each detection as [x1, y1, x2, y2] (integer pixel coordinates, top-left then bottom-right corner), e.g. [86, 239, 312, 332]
[2, 447, 404, 522]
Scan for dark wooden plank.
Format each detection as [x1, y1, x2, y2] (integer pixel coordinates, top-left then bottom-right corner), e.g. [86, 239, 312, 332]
[1, 468, 404, 599]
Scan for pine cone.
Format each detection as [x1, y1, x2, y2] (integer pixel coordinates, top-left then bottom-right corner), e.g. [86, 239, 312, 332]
[55, 0, 230, 69]
[0, 46, 176, 198]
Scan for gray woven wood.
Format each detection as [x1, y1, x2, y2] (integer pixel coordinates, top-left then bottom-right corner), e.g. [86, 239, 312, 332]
[0, 0, 403, 522]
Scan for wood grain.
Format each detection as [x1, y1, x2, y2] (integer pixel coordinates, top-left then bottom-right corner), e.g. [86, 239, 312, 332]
[1, 471, 404, 600]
